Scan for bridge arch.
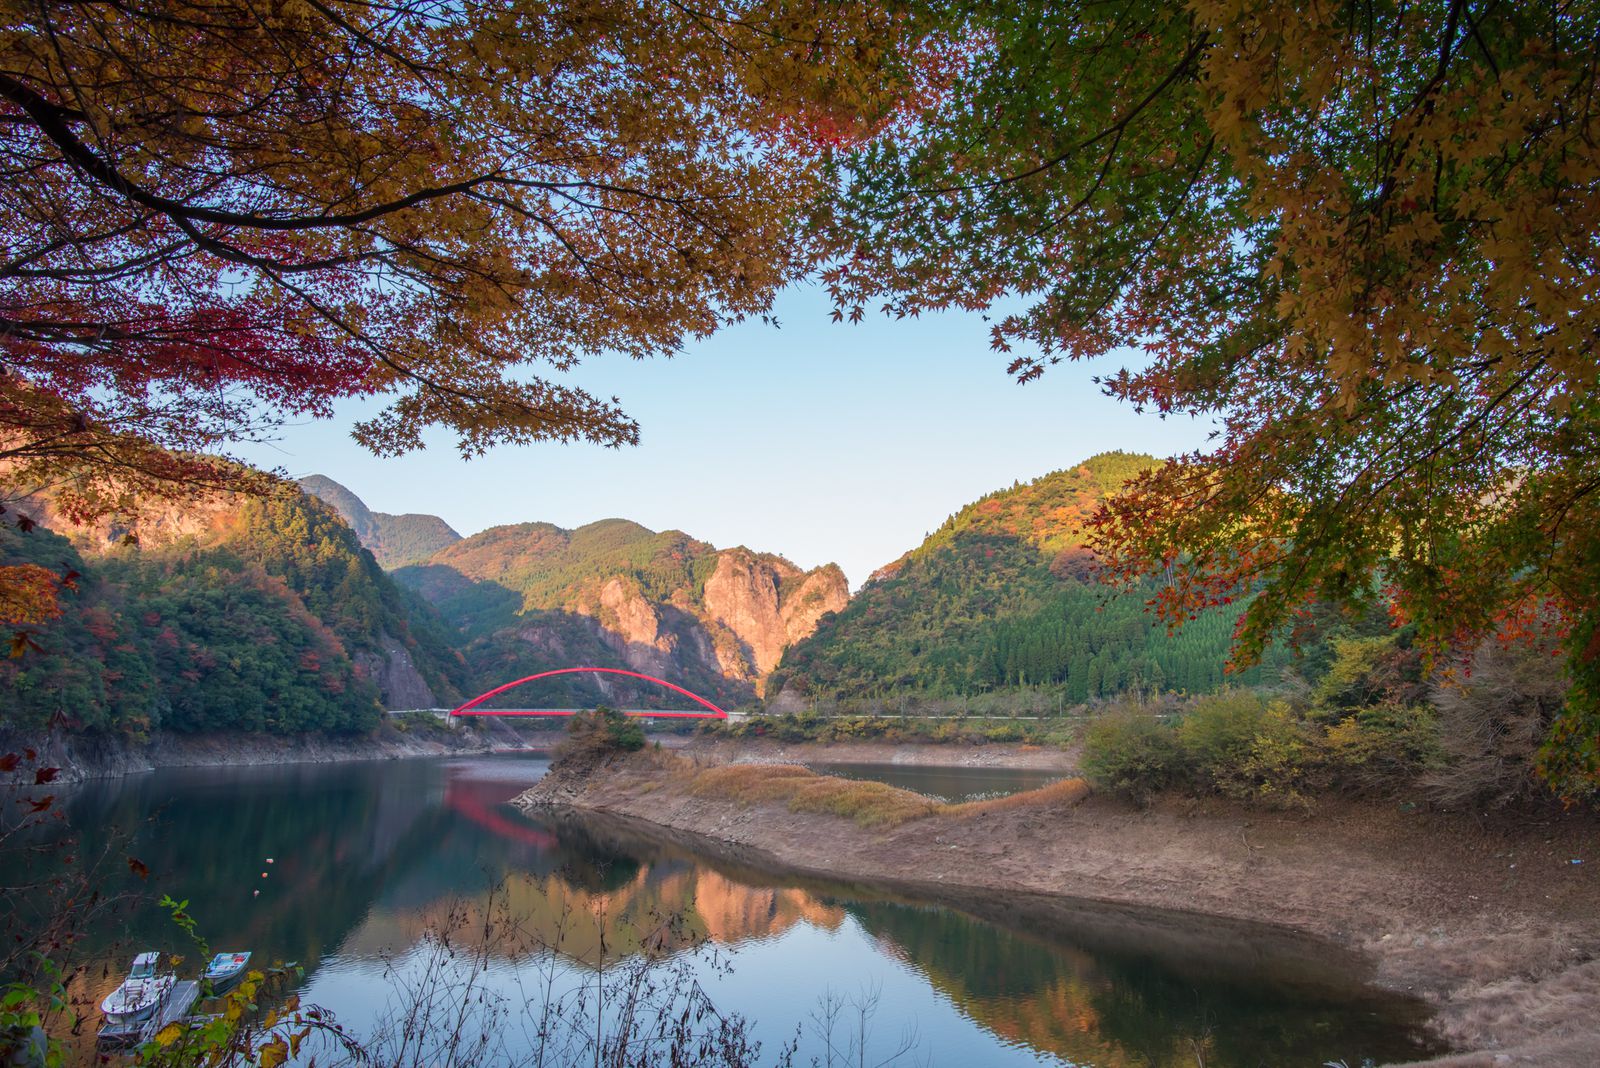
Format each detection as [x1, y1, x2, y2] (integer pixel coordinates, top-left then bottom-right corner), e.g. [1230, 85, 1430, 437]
[449, 666, 728, 719]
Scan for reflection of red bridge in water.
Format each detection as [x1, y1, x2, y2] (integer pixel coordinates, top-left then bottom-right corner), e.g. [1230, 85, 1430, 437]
[443, 773, 558, 849]
[449, 667, 729, 720]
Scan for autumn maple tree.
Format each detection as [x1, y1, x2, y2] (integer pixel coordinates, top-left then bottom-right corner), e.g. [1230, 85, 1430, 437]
[821, 0, 1600, 794]
[0, 0, 914, 624]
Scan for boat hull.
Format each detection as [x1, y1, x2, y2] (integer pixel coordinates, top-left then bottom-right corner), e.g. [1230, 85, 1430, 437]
[202, 951, 252, 991]
[99, 976, 173, 1025]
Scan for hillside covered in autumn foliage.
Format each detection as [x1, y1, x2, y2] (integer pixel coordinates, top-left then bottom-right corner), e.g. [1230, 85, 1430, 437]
[0, 490, 467, 733]
[771, 453, 1307, 703]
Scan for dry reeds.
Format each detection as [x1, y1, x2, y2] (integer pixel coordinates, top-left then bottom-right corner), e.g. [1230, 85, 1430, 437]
[943, 776, 1092, 818]
[686, 763, 941, 828]
[683, 763, 1092, 829]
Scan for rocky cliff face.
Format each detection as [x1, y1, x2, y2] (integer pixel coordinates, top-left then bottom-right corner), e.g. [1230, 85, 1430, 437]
[702, 551, 789, 677]
[780, 566, 852, 649]
[701, 550, 849, 679]
[581, 576, 684, 678]
[540, 547, 848, 685]
[354, 632, 439, 709]
[17, 487, 237, 552]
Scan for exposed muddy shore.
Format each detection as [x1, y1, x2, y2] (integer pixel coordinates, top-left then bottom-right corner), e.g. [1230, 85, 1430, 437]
[518, 750, 1600, 1068]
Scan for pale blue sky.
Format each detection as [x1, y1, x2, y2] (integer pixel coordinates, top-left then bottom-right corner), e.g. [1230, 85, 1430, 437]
[235, 285, 1212, 588]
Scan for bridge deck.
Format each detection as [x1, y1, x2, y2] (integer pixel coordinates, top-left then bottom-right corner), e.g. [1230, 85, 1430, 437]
[385, 707, 723, 718]
[453, 708, 720, 718]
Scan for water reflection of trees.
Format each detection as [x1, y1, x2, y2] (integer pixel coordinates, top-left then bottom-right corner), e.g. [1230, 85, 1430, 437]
[58, 760, 845, 973]
[843, 899, 1442, 1067]
[62, 762, 422, 969]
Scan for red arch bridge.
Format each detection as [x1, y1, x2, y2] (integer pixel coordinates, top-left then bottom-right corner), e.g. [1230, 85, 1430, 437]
[390, 667, 728, 720]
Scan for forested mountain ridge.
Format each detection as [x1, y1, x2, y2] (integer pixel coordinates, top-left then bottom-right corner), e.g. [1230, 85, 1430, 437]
[771, 453, 1302, 704]
[301, 474, 462, 569]
[394, 513, 850, 707]
[0, 486, 468, 733]
[4, 454, 1308, 732]
[0, 471, 850, 731]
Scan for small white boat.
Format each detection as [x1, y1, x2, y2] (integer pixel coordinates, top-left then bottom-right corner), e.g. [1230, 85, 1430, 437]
[202, 951, 251, 990]
[100, 952, 174, 1026]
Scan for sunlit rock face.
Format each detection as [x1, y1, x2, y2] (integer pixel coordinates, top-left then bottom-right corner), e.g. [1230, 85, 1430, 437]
[702, 550, 850, 679]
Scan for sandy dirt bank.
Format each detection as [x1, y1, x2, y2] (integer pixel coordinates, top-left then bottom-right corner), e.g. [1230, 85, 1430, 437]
[518, 751, 1599, 1068]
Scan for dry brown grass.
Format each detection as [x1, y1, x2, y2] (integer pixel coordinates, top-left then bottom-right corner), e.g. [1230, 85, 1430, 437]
[681, 764, 1091, 829]
[685, 763, 813, 801]
[1416, 957, 1600, 1067]
[943, 776, 1092, 818]
[685, 763, 941, 828]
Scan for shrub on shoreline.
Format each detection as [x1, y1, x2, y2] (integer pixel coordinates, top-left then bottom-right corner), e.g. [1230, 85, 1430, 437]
[1079, 709, 1183, 804]
[1081, 687, 1442, 808]
[561, 706, 646, 759]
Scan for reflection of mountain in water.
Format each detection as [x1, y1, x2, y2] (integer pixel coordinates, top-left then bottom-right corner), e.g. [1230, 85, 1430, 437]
[343, 866, 847, 967]
[60, 759, 846, 976]
[549, 808, 1444, 1068]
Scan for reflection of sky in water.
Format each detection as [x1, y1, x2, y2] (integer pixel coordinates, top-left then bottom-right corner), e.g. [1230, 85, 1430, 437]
[56, 753, 1442, 1068]
[806, 762, 1066, 803]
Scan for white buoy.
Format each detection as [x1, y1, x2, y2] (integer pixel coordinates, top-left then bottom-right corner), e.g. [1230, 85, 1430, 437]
[266, 858, 274, 864]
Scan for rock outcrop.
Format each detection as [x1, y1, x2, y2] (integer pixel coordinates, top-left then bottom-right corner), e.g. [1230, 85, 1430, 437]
[702, 550, 849, 679]
[17, 487, 236, 552]
[354, 632, 439, 709]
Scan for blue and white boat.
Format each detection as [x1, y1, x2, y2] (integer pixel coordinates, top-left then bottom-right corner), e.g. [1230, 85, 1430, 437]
[202, 951, 251, 991]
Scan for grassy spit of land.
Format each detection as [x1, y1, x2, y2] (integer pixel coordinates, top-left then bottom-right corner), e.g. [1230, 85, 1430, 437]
[517, 747, 1600, 1068]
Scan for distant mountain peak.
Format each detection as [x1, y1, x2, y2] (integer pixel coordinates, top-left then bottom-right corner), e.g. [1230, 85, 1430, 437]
[300, 475, 461, 570]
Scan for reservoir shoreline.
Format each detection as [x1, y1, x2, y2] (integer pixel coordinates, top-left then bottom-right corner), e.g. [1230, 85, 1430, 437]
[518, 749, 1600, 1068]
[1, 725, 1078, 784]
[1, 720, 567, 783]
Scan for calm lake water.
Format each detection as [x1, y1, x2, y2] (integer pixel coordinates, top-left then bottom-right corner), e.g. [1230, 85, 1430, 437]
[51, 753, 1444, 1066]
[806, 761, 1066, 802]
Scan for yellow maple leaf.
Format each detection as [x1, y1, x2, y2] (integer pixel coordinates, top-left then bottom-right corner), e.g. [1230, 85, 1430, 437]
[258, 1037, 289, 1068]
